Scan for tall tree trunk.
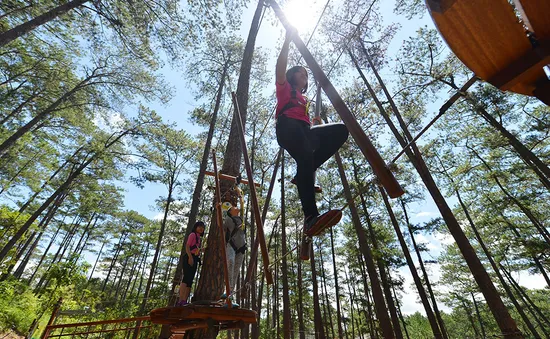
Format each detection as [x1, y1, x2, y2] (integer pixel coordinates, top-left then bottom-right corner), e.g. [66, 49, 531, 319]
[114, 256, 130, 299]
[467, 101, 550, 187]
[280, 154, 292, 339]
[189, 3, 264, 338]
[501, 266, 550, 334]
[490, 201, 550, 288]
[1, 231, 36, 280]
[378, 186, 443, 339]
[28, 223, 61, 284]
[354, 44, 522, 337]
[297, 232, 306, 339]
[334, 151, 395, 338]
[310, 242, 326, 339]
[136, 242, 150, 298]
[122, 245, 144, 302]
[361, 198, 404, 339]
[467, 145, 550, 245]
[319, 246, 336, 338]
[391, 282, 411, 339]
[139, 184, 174, 315]
[329, 227, 346, 339]
[87, 240, 106, 284]
[219, 0, 264, 178]
[471, 293, 488, 339]
[455, 295, 480, 337]
[446, 167, 540, 338]
[0, 0, 90, 46]
[0, 75, 96, 156]
[6, 195, 66, 278]
[401, 200, 449, 338]
[378, 264, 404, 339]
[14, 229, 43, 279]
[101, 232, 127, 292]
[357, 254, 377, 339]
[255, 225, 277, 339]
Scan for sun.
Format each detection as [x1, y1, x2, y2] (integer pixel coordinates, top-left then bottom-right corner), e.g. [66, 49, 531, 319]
[282, 0, 321, 34]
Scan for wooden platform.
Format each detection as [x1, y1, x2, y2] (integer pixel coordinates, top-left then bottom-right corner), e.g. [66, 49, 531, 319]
[150, 304, 257, 333]
[426, 0, 550, 104]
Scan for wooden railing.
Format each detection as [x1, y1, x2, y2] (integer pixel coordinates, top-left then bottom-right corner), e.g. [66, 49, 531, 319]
[42, 315, 156, 338]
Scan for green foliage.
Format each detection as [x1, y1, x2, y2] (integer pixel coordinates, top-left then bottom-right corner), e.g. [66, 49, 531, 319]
[0, 277, 40, 333]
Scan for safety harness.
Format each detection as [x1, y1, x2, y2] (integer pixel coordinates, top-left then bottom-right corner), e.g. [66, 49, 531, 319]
[189, 232, 201, 256]
[277, 88, 309, 118]
[225, 214, 246, 254]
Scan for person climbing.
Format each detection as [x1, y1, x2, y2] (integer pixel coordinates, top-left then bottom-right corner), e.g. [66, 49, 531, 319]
[221, 201, 246, 302]
[275, 28, 349, 235]
[176, 220, 205, 306]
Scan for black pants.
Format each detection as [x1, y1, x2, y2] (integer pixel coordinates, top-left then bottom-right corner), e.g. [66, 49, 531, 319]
[182, 254, 199, 287]
[276, 115, 348, 218]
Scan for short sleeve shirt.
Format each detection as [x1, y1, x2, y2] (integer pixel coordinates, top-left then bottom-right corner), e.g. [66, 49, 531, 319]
[187, 232, 201, 256]
[275, 81, 310, 124]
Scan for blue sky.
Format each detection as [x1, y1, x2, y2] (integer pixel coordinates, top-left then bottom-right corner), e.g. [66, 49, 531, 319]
[111, 0, 546, 315]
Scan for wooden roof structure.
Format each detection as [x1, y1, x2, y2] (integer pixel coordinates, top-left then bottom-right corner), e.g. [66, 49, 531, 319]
[426, 0, 550, 105]
[150, 303, 257, 333]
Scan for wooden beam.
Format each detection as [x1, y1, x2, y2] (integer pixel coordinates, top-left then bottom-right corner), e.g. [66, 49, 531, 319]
[204, 170, 260, 187]
[212, 152, 233, 307]
[231, 92, 274, 284]
[488, 41, 550, 91]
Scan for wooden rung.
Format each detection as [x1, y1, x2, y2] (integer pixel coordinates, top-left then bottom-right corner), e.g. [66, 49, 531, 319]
[204, 170, 260, 187]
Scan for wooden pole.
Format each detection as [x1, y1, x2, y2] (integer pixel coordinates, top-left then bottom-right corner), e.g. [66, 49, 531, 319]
[268, 0, 404, 198]
[231, 92, 273, 285]
[243, 149, 282, 287]
[212, 151, 233, 306]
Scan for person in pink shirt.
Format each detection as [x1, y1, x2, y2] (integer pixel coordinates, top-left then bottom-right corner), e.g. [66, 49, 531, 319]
[177, 221, 205, 306]
[275, 29, 348, 234]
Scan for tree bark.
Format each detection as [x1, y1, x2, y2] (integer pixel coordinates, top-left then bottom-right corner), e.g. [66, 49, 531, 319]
[401, 201, 448, 339]
[138, 183, 174, 314]
[310, 242, 326, 339]
[281, 154, 292, 339]
[449, 174, 540, 338]
[189, 3, 265, 338]
[467, 145, 550, 245]
[0, 75, 97, 156]
[378, 186, 443, 339]
[354, 44, 523, 337]
[318, 246, 335, 339]
[467, 102, 550, 188]
[0, 0, 90, 47]
[329, 227, 346, 339]
[334, 152, 395, 339]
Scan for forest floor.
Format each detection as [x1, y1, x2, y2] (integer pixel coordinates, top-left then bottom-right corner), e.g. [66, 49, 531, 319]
[0, 331, 25, 339]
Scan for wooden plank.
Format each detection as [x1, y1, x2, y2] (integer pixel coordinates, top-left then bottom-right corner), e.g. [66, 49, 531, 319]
[428, 0, 534, 94]
[150, 306, 257, 325]
[45, 316, 151, 330]
[488, 41, 550, 92]
[204, 170, 260, 187]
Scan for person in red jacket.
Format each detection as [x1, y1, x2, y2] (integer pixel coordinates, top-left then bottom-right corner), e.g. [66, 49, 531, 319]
[275, 29, 348, 234]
